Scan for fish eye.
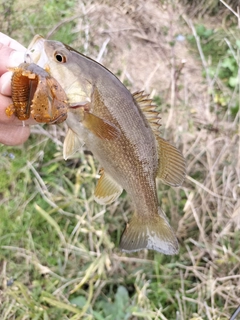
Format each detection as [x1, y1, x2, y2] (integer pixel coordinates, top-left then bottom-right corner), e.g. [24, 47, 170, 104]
[54, 52, 67, 63]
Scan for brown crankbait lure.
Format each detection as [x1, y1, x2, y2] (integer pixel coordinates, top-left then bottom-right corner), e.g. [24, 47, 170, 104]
[6, 63, 68, 124]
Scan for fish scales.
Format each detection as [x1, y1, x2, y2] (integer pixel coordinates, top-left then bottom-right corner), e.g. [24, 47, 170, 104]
[88, 88, 159, 215]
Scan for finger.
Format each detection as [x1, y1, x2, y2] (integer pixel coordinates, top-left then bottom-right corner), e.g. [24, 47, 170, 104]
[0, 71, 12, 96]
[0, 94, 15, 123]
[0, 45, 25, 75]
[0, 94, 36, 125]
[0, 33, 26, 51]
[0, 123, 30, 145]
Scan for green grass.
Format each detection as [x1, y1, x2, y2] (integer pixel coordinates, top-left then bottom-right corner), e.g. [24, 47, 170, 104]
[0, 0, 77, 46]
[1, 128, 238, 319]
[1, 1, 240, 319]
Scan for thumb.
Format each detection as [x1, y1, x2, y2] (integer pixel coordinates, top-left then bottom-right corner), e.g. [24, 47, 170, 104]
[0, 44, 25, 75]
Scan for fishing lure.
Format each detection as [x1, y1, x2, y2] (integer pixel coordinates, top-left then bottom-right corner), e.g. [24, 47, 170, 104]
[6, 63, 68, 124]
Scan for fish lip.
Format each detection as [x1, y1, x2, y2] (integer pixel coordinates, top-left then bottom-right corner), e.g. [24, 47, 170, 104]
[26, 34, 46, 66]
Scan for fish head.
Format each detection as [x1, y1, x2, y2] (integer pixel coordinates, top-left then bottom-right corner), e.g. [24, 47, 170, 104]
[28, 35, 71, 72]
[27, 35, 92, 107]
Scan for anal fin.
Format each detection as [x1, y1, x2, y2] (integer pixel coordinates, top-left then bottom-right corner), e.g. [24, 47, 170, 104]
[94, 169, 123, 205]
[156, 136, 186, 187]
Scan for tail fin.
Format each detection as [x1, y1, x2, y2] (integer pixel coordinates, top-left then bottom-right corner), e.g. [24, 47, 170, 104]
[119, 208, 178, 255]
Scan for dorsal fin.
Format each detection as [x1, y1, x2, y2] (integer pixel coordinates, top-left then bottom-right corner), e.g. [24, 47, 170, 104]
[156, 136, 186, 187]
[133, 91, 161, 133]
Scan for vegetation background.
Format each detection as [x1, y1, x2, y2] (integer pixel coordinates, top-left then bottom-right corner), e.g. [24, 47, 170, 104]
[0, 0, 240, 319]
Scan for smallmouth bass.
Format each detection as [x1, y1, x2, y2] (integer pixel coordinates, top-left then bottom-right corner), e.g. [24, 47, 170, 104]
[6, 62, 68, 123]
[28, 35, 186, 254]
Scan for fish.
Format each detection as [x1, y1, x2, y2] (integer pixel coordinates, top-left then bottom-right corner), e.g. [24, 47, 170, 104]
[28, 35, 186, 254]
[6, 62, 68, 124]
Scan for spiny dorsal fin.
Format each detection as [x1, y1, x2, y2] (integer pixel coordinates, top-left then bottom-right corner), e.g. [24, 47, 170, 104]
[133, 91, 161, 133]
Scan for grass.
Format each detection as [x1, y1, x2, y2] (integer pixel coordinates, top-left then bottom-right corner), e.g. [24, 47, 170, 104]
[0, 0, 240, 319]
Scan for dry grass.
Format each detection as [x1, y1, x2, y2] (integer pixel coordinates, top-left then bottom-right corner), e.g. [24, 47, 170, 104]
[0, 0, 240, 319]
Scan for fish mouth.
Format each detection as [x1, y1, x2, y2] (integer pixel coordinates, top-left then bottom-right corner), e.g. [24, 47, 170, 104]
[26, 35, 48, 67]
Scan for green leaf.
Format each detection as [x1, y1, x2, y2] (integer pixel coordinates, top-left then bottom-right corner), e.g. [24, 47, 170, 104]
[115, 286, 129, 307]
[221, 58, 236, 72]
[236, 40, 240, 49]
[92, 311, 106, 320]
[70, 296, 87, 308]
[195, 24, 213, 38]
[98, 286, 131, 319]
[229, 76, 238, 87]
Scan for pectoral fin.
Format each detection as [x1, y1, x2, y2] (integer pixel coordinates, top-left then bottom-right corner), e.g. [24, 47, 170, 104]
[94, 169, 123, 205]
[63, 128, 83, 160]
[83, 112, 120, 140]
[120, 207, 178, 254]
[156, 136, 186, 187]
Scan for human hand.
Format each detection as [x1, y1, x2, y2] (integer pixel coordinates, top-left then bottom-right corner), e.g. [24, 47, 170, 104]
[0, 33, 33, 145]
